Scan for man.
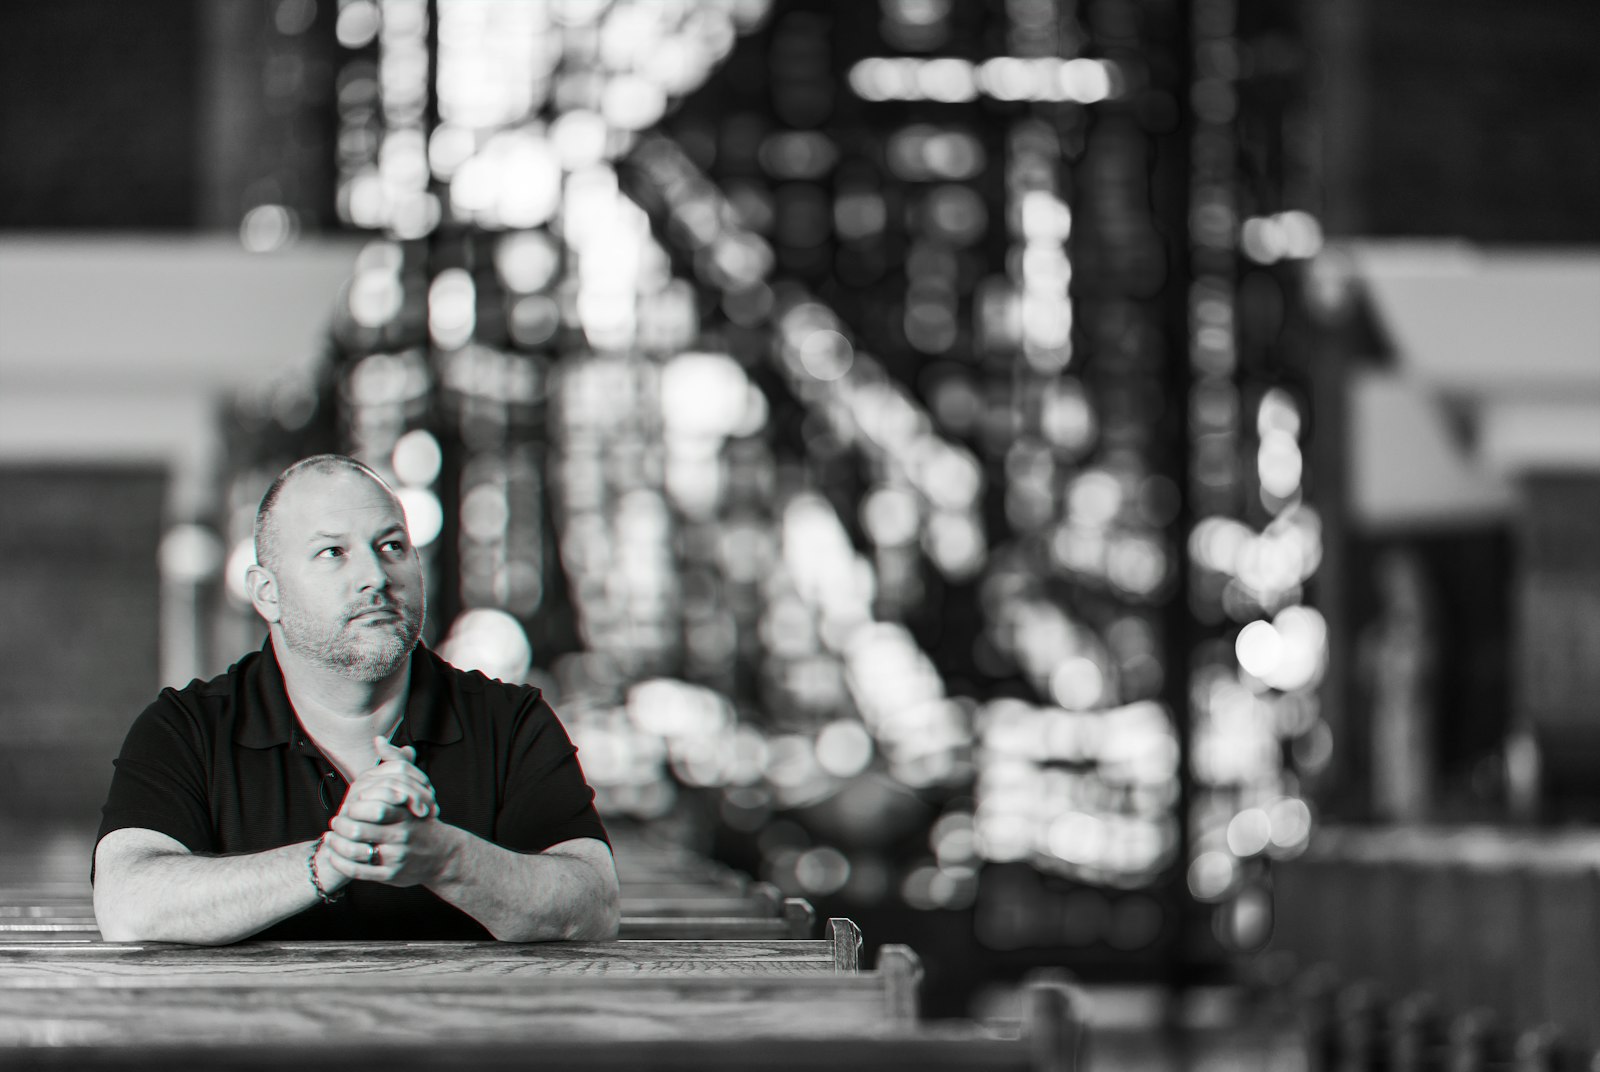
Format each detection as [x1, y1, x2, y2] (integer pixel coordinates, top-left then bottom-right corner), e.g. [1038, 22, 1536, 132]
[93, 454, 620, 943]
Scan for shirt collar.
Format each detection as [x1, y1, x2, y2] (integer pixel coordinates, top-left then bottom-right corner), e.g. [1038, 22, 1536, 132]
[237, 637, 461, 748]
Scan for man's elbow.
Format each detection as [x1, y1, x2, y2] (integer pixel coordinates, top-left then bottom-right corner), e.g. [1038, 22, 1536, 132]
[93, 838, 192, 942]
[499, 885, 618, 942]
[560, 847, 622, 940]
[95, 915, 141, 943]
[584, 894, 622, 941]
[549, 896, 618, 942]
[97, 907, 229, 945]
[93, 886, 154, 943]
[93, 878, 225, 945]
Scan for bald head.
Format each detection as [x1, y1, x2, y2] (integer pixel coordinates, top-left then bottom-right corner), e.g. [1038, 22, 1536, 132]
[254, 454, 397, 574]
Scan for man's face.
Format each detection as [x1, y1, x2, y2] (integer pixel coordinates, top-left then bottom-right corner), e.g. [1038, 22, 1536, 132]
[267, 469, 425, 681]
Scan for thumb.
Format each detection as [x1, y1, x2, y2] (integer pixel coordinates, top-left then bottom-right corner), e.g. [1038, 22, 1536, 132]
[374, 736, 416, 761]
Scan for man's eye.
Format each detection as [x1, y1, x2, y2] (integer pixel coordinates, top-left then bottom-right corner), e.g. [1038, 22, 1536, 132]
[316, 547, 344, 559]
[383, 540, 408, 554]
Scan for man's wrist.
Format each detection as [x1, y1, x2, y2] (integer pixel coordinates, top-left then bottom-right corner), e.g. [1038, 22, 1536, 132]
[425, 822, 467, 889]
[310, 835, 351, 898]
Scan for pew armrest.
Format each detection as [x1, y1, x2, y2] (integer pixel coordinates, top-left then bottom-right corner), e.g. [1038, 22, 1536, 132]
[825, 918, 862, 972]
[875, 944, 924, 1025]
[782, 898, 816, 939]
[1020, 970, 1088, 1072]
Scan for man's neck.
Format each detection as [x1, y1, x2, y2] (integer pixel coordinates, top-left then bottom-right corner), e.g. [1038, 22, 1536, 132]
[271, 631, 412, 750]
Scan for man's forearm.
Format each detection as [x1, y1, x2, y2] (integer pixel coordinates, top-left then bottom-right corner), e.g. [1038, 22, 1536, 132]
[94, 835, 339, 945]
[425, 828, 619, 942]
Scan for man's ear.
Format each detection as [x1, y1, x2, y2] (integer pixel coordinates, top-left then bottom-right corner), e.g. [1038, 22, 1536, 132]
[245, 564, 282, 624]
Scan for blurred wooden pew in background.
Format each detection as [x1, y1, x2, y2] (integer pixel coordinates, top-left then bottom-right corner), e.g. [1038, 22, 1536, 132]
[1270, 825, 1600, 1072]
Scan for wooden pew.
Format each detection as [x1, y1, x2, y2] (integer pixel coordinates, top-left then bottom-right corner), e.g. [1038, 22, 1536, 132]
[0, 955, 1084, 1071]
[0, 943, 923, 1046]
[0, 830, 1090, 1067]
[1527, 849, 1600, 1058]
[620, 885, 785, 916]
[614, 900, 816, 940]
[608, 826, 752, 887]
[0, 971, 1083, 1071]
[1273, 825, 1600, 1072]
[0, 924, 863, 985]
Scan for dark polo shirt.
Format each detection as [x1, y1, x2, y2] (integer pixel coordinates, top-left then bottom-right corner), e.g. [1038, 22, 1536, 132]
[96, 639, 608, 940]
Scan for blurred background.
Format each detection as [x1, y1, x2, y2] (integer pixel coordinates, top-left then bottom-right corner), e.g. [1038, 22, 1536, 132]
[1, 0, 1597, 1057]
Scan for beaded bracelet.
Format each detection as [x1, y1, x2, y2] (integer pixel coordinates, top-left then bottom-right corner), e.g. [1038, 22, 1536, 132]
[307, 833, 343, 905]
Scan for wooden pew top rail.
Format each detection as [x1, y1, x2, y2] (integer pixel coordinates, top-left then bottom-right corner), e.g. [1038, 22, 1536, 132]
[616, 895, 815, 940]
[0, 967, 1084, 1071]
[3, 974, 1081, 1071]
[0, 945, 923, 1046]
[1303, 824, 1600, 868]
[0, 920, 863, 983]
[616, 881, 791, 917]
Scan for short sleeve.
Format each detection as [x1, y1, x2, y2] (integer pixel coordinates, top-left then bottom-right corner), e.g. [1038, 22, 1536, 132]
[493, 694, 609, 854]
[95, 692, 216, 869]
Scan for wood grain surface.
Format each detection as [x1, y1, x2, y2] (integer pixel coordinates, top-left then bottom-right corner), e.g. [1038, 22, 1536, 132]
[0, 938, 842, 984]
[0, 971, 909, 1045]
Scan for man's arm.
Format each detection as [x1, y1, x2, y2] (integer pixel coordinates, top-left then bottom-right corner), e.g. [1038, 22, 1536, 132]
[92, 828, 348, 944]
[429, 832, 620, 942]
[92, 758, 427, 944]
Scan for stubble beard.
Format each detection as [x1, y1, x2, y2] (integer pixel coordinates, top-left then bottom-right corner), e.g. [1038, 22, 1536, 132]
[280, 595, 425, 682]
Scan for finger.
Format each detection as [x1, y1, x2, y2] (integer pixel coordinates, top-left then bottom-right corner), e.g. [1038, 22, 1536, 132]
[348, 770, 434, 808]
[352, 783, 407, 807]
[350, 767, 437, 813]
[354, 758, 429, 785]
[347, 768, 428, 803]
[325, 829, 382, 864]
[370, 755, 422, 778]
[322, 848, 358, 879]
[341, 798, 407, 825]
[374, 737, 417, 763]
[331, 814, 403, 843]
[331, 854, 395, 880]
[333, 855, 405, 883]
[325, 829, 412, 880]
[352, 772, 435, 804]
[351, 781, 429, 810]
[353, 784, 436, 821]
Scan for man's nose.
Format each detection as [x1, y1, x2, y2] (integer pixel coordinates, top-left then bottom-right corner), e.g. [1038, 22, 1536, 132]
[353, 546, 393, 591]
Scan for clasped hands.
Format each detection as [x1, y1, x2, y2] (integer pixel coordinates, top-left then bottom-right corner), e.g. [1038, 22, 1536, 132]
[318, 737, 453, 889]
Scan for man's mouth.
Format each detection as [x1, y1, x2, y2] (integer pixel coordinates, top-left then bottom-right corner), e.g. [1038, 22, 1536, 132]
[350, 606, 401, 623]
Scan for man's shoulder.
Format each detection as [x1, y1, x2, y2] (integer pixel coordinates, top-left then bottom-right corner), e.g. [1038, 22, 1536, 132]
[120, 650, 265, 753]
[167, 649, 261, 702]
[147, 650, 263, 724]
